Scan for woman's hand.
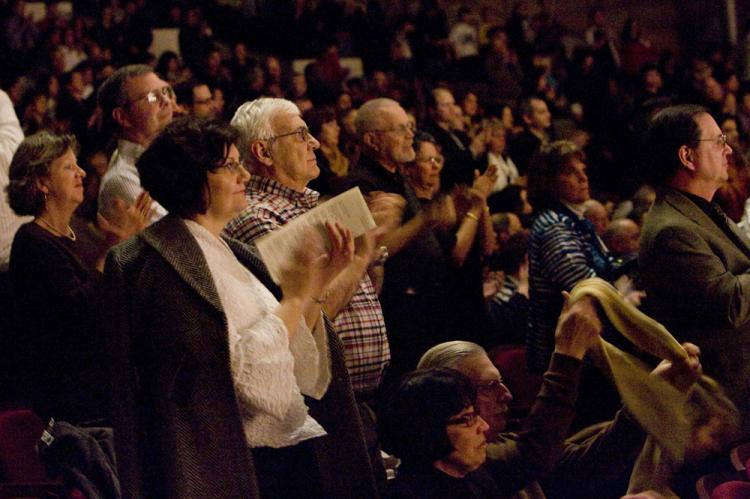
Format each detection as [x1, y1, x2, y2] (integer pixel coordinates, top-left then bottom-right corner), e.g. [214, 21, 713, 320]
[472, 164, 498, 201]
[98, 191, 155, 244]
[279, 222, 354, 302]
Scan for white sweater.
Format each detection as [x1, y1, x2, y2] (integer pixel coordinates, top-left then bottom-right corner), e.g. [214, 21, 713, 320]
[186, 220, 330, 448]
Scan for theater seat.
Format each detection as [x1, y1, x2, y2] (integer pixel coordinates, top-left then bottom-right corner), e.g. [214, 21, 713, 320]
[711, 480, 750, 499]
[0, 407, 66, 498]
[488, 345, 543, 431]
[696, 470, 749, 499]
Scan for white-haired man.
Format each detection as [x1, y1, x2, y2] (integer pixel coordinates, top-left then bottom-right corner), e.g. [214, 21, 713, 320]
[226, 97, 393, 494]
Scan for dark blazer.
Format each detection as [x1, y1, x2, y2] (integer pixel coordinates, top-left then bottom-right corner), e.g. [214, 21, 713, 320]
[639, 188, 750, 437]
[422, 120, 478, 190]
[103, 215, 377, 498]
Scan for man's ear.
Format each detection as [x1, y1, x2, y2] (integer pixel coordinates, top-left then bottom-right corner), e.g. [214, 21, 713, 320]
[112, 107, 130, 129]
[250, 141, 273, 166]
[522, 114, 533, 127]
[678, 145, 695, 171]
[362, 131, 379, 151]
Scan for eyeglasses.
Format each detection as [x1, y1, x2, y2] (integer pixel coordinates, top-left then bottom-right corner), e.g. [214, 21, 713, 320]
[367, 122, 415, 135]
[128, 85, 175, 105]
[415, 155, 444, 167]
[446, 411, 480, 428]
[218, 159, 248, 174]
[270, 126, 313, 143]
[475, 379, 508, 397]
[697, 133, 728, 148]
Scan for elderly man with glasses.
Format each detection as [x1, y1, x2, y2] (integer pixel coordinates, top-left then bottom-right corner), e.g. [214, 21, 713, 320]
[226, 97, 402, 495]
[97, 64, 177, 226]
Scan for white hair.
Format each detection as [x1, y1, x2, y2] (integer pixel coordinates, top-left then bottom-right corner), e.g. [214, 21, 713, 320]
[417, 341, 487, 370]
[230, 97, 300, 160]
[354, 98, 400, 136]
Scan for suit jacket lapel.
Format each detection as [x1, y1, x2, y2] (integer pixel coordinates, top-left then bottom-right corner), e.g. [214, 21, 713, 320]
[139, 215, 225, 315]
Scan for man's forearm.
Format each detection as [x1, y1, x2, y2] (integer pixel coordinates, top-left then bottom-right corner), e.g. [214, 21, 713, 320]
[379, 212, 429, 256]
[321, 256, 370, 318]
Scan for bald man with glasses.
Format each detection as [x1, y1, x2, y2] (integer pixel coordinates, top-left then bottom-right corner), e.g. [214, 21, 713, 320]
[340, 98, 459, 387]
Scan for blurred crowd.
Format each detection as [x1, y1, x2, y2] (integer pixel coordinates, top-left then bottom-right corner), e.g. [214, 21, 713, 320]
[3, 0, 750, 498]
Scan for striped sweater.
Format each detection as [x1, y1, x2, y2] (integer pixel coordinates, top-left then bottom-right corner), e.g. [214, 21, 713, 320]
[527, 205, 614, 371]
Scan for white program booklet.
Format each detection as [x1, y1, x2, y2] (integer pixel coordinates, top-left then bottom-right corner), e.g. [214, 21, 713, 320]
[255, 187, 375, 283]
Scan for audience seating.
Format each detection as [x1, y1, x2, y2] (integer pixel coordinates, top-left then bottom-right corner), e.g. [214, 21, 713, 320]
[696, 470, 750, 499]
[488, 345, 543, 431]
[729, 442, 750, 473]
[0, 407, 66, 498]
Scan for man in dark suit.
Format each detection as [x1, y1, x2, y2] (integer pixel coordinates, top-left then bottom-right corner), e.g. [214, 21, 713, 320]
[508, 96, 552, 177]
[422, 87, 480, 189]
[638, 104, 750, 438]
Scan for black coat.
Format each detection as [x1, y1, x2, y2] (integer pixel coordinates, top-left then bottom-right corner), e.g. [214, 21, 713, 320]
[103, 215, 377, 498]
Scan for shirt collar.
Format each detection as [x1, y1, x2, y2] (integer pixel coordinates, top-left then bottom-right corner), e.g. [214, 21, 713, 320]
[561, 200, 585, 218]
[116, 139, 145, 162]
[248, 175, 319, 209]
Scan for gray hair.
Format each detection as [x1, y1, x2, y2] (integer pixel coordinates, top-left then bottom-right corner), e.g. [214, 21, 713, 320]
[417, 341, 487, 370]
[355, 98, 400, 136]
[231, 97, 300, 161]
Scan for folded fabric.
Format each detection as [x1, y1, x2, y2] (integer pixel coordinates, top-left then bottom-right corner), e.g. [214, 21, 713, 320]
[568, 278, 739, 498]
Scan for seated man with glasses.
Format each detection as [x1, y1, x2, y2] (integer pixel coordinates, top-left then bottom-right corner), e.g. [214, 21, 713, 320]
[417, 305, 704, 497]
[97, 64, 178, 227]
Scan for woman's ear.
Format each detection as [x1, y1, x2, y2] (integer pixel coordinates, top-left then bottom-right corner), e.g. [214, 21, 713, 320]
[36, 177, 50, 194]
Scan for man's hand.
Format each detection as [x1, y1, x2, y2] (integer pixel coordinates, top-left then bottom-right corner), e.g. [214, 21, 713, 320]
[650, 342, 702, 392]
[368, 191, 405, 239]
[553, 292, 603, 360]
[424, 194, 456, 229]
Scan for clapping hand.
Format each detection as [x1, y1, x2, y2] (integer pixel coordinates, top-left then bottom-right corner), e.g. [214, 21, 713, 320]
[98, 191, 155, 243]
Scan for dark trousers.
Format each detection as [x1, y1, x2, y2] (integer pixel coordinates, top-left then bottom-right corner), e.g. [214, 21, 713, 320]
[252, 439, 325, 499]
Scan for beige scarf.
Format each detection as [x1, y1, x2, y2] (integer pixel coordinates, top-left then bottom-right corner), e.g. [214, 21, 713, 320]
[568, 278, 739, 498]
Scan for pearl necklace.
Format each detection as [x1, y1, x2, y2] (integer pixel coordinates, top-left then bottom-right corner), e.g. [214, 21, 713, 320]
[36, 216, 76, 241]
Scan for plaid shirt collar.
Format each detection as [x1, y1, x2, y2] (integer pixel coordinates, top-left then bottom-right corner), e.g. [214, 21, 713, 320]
[248, 175, 320, 209]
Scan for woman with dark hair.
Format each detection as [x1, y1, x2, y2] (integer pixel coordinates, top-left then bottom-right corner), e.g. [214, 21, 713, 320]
[526, 140, 617, 372]
[380, 367, 499, 498]
[6, 131, 151, 423]
[104, 117, 356, 498]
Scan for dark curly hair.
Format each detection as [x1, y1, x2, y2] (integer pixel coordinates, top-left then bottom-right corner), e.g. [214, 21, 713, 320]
[379, 368, 476, 466]
[7, 131, 79, 216]
[137, 117, 239, 218]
